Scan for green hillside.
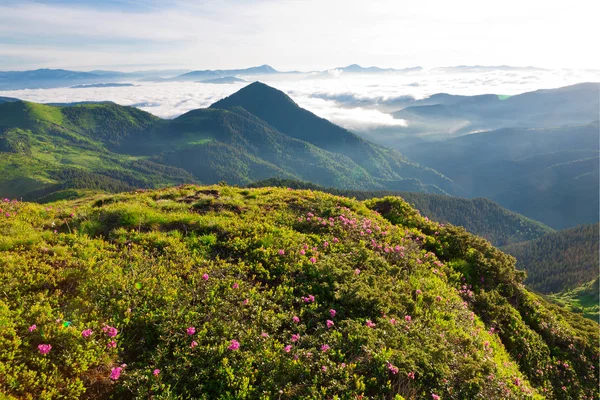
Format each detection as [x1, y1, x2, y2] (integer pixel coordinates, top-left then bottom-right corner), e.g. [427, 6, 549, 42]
[0, 85, 456, 200]
[248, 178, 553, 246]
[502, 223, 599, 293]
[0, 186, 597, 399]
[547, 278, 600, 321]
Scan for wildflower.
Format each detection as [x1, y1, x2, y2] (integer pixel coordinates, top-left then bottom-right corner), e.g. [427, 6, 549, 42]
[326, 320, 335, 329]
[291, 334, 300, 342]
[38, 344, 52, 355]
[278, 249, 285, 255]
[514, 378, 521, 386]
[202, 273, 209, 281]
[232, 283, 239, 289]
[300, 249, 306, 255]
[320, 344, 330, 352]
[292, 316, 300, 323]
[302, 295, 315, 303]
[81, 329, 93, 338]
[333, 237, 339, 243]
[329, 309, 337, 317]
[405, 315, 412, 322]
[110, 367, 122, 380]
[186, 327, 196, 336]
[366, 320, 376, 328]
[323, 241, 329, 247]
[28, 324, 37, 332]
[103, 326, 118, 337]
[191, 341, 198, 348]
[387, 362, 399, 374]
[309, 257, 317, 264]
[389, 318, 397, 325]
[321, 366, 327, 372]
[107, 340, 117, 349]
[408, 371, 415, 379]
[261, 332, 270, 338]
[354, 268, 361, 275]
[432, 395, 441, 400]
[228, 339, 240, 351]
[284, 345, 292, 353]
[153, 369, 160, 376]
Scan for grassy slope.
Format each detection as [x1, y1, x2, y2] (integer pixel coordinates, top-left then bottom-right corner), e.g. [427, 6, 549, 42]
[0, 186, 597, 399]
[547, 278, 599, 322]
[248, 178, 553, 246]
[502, 223, 599, 294]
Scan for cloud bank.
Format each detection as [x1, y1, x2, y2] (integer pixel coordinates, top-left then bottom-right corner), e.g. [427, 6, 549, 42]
[0, 68, 598, 132]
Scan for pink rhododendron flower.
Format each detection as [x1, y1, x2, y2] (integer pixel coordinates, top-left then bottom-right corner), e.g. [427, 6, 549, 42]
[186, 327, 196, 335]
[202, 273, 209, 281]
[292, 316, 300, 323]
[232, 283, 239, 289]
[110, 367, 122, 380]
[38, 344, 52, 355]
[329, 309, 336, 317]
[321, 366, 327, 372]
[153, 369, 160, 376]
[284, 345, 292, 353]
[309, 257, 317, 264]
[366, 320, 376, 328]
[389, 318, 397, 325]
[190, 341, 198, 348]
[354, 268, 361, 275]
[243, 298, 249, 305]
[323, 241, 329, 247]
[416, 289, 422, 295]
[228, 339, 240, 350]
[320, 344, 330, 352]
[278, 249, 285, 255]
[300, 249, 306, 255]
[432, 395, 441, 400]
[291, 334, 300, 342]
[28, 324, 37, 332]
[387, 362, 399, 374]
[333, 237, 339, 243]
[408, 371, 415, 379]
[405, 315, 412, 322]
[103, 326, 118, 337]
[107, 340, 117, 349]
[326, 320, 334, 329]
[81, 329, 93, 338]
[261, 332, 269, 338]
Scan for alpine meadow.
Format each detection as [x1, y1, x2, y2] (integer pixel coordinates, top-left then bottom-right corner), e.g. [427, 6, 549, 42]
[0, 0, 598, 399]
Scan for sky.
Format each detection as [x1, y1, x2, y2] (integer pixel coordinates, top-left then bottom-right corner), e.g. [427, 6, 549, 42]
[0, 0, 599, 71]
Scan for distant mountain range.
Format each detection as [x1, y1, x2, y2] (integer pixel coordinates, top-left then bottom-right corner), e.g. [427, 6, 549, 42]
[383, 82, 600, 142]
[0, 82, 456, 201]
[0, 64, 561, 90]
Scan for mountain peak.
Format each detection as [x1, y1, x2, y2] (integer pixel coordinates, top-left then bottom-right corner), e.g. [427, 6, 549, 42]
[210, 81, 298, 110]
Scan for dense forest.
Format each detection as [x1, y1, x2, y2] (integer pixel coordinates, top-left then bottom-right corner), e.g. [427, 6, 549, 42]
[503, 223, 599, 293]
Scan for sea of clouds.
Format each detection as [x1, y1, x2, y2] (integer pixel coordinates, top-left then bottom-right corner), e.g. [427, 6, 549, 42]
[0, 68, 597, 133]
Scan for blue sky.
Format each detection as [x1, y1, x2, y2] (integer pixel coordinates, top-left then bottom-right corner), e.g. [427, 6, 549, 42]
[0, 0, 598, 71]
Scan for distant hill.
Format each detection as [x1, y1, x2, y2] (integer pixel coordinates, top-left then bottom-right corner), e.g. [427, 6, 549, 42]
[211, 82, 455, 193]
[547, 278, 599, 321]
[0, 83, 456, 200]
[502, 223, 599, 293]
[248, 178, 553, 246]
[402, 121, 600, 229]
[386, 82, 600, 142]
[199, 76, 246, 84]
[70, 83, 135, 89]
[173, 65, 279, 82]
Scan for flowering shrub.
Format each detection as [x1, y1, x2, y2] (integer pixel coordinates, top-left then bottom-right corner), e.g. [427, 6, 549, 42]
[0, 186, 597, 399]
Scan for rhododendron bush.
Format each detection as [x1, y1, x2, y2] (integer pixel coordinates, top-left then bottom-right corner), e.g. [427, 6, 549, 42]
[0, 187, 597, 399]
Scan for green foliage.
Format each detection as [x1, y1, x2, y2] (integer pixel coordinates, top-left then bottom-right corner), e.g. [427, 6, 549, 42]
[248, 178, 553, 246]
[0, 186, 597, 399]
[503, 224, 599, 293]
